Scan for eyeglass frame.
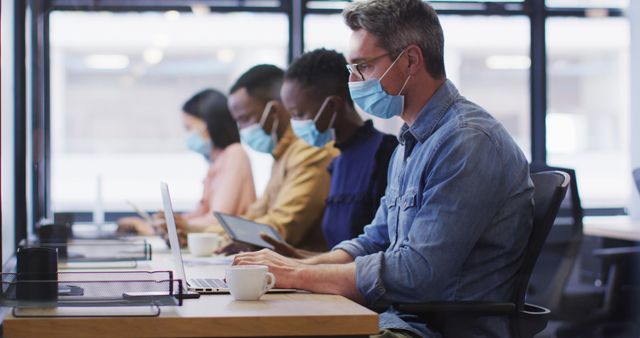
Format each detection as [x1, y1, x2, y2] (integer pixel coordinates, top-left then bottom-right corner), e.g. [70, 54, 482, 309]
[345, 49, 403, 81]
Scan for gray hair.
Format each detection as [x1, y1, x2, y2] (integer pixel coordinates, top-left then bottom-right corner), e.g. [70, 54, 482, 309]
[343, 0, 446, 79]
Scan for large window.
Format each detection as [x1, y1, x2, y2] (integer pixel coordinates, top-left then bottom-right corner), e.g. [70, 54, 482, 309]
[546, 17, 630, 208]
[50, 11, 286, 212]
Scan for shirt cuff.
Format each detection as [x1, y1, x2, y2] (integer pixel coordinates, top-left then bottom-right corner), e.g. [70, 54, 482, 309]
[354, 252, 386, 304]
[332, 239, 368, 258]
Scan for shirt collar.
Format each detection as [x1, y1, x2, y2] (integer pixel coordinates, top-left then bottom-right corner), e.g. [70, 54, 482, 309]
[272, 124, 296, 159]
[398, 79, 458, 145]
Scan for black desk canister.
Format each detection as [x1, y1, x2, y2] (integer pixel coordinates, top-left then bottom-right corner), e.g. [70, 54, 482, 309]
[38, 222, 71, 259]
[16, 247, 59, 301]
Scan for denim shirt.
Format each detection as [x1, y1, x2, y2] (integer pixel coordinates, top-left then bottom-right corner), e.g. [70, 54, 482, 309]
[334, 80, 534, 337]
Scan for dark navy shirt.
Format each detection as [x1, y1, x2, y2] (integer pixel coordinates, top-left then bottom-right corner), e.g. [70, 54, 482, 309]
[321, 120, 398, 249]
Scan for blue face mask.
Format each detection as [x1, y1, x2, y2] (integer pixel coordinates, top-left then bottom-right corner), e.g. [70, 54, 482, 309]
[240, 101, 278, 154]
[348, 49, 411, 119]
[185, 131, 212, 160]
[291, 97, 337, 148]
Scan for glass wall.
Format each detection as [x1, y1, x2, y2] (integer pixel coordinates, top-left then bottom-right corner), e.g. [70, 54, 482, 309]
[49, 11, 286, 212]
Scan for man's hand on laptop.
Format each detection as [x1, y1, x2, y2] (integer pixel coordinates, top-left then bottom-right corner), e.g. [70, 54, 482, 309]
[233, 249, 305, 289]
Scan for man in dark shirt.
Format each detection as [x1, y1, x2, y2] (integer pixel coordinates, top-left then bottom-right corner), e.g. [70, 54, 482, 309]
[269, 48, 397, 256]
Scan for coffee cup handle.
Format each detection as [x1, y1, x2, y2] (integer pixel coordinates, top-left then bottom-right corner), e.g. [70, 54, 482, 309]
[262, 272, 276, 295]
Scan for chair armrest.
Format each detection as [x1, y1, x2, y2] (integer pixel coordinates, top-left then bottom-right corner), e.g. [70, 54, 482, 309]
[593, 246, 640, 263]
[396, 301, 516, 315]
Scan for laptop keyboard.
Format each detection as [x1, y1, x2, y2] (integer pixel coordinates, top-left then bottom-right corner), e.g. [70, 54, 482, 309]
[192, 278, 227, 289]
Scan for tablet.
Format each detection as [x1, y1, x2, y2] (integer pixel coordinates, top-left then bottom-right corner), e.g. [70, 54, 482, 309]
[213, 212, 282, 249]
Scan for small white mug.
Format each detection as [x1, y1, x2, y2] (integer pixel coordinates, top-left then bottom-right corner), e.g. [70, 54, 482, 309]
[225, 265, 276, 301]
[187, 233, 222, 257]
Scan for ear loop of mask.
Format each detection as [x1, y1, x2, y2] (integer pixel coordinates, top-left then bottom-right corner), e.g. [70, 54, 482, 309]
[397, 74, 412, 96]
[314, 97, 338, 130]
[379, 49, 406, 82]
[259, 101, 274, 127]
[263, 101, 279, 145]
[270, 118, 279, 146]
[260, 101, 279, 147]
[378, 49, 411, 96]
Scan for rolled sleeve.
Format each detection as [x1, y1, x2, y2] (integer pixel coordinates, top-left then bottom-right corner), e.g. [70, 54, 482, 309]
[354, 252, 387, 303]
[333, 240, 368, 258]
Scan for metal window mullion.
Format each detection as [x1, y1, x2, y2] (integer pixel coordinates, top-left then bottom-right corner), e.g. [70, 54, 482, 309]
[13, 0, 28, 248]
[530, 0, 546, 163]
[288, 0, 304, 63]
[28, 0, 50, 227]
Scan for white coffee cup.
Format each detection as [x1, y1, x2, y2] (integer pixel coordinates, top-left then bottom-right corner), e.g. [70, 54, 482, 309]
[225, 265, 276, 301]
[187, 233, 222, 257]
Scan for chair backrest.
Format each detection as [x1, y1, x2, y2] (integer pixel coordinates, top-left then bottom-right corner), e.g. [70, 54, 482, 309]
[527, 164, 583, 312]
[634, 168, 640, 194]
[513, 171, 570, 311]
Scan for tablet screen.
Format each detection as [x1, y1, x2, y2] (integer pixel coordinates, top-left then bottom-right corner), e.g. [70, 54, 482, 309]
[214, 212, 282, 249]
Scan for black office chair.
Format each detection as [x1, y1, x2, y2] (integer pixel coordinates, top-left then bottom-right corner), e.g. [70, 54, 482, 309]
[527, 164, 585, 318]
[395, 171, 570, 338]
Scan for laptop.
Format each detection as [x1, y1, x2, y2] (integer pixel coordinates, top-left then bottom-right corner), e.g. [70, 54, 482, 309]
[161, 182, 232, 294]
[160, 182, 295, 295]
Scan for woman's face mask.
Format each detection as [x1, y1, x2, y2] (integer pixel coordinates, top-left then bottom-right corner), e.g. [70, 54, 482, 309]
[184, 118, 213, 160]
[291, 97, 336, 148]
[239, 101, 278, 154]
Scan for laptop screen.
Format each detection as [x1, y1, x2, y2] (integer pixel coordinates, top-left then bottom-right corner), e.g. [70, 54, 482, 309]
[160, 182, 189, 285]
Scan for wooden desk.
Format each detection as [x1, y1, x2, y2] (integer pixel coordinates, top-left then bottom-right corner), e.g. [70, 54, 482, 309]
[583, 216, 640, 242]
[2, 251, 378, 338]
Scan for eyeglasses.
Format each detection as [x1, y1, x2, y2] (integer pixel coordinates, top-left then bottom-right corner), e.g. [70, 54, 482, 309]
[345, 51, 395, 81]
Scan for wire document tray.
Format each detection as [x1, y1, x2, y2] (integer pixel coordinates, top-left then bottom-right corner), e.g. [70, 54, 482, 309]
[0, 271, 183, 317]
[30, 239, 152, 263]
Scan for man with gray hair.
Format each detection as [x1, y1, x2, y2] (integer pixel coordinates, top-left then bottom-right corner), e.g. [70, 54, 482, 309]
[233, 1, 534, 337]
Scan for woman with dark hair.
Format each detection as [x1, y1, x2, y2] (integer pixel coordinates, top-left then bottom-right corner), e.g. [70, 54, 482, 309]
[118, 89, 256, 234]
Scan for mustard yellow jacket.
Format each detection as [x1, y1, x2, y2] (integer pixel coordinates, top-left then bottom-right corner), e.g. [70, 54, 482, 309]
[242, 126, 337, 251]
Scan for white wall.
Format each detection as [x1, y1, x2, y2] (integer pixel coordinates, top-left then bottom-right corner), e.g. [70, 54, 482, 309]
[1, 0, 17, 263]
[630, 2, 640, 220]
